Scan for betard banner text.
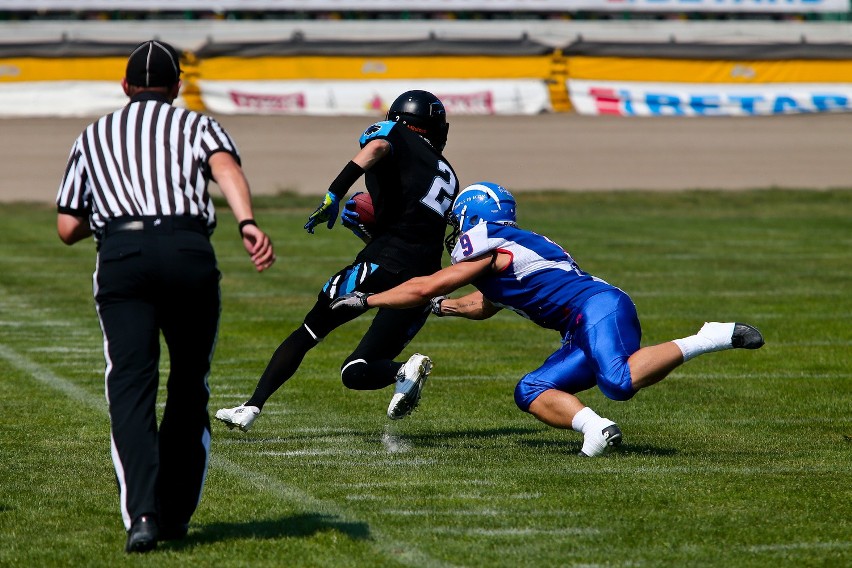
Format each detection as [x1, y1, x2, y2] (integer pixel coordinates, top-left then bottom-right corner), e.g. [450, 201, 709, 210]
[569, 80, 852, 116]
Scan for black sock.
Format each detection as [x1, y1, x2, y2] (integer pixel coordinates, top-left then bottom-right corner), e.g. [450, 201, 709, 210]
[246, 326, 318, 408]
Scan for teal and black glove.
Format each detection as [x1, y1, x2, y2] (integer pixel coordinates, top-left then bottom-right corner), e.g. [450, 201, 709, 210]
[304, 191, 340, 234]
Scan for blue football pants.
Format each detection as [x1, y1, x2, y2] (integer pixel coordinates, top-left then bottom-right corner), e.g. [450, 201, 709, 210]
[514, 289, 642, 411]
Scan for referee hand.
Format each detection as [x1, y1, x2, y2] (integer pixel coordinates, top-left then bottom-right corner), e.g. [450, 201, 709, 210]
[240, 224, 276, 272]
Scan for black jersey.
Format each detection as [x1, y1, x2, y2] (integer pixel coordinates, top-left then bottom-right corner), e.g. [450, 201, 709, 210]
[355, 120, 459, 275]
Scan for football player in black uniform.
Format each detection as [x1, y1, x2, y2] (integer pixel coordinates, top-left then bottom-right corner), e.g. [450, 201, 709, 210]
[216, 90, 459, 431]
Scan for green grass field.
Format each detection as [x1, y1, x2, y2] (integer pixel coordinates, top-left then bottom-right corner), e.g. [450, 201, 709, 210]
[0, 190, 849, 567]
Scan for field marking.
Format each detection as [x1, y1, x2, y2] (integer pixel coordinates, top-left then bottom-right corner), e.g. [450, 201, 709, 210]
[213, 456, 456, 568]
[623, 416, 852, 425]
[566, 465, 850, 475]
[385, 509, 504, 517]
[247, 457, 440, 468]
[0, 343, 105, 408]
[0, 341, 457, 568]
[746, 541, 852, 553]
[28, 345, 98, 353]
[259, 449, 378, 457]
[631, 289, 851, 298]
[384, 508, 579, 518]
[424, 372, 852, 382]
[429, 527, 599, 536]
[680, 372, 851, 380]
[337, 479, 497, 489]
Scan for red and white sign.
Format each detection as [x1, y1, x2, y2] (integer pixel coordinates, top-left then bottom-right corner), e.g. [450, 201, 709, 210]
[229, 90, 306, 112]
[199, 80, 551, 116]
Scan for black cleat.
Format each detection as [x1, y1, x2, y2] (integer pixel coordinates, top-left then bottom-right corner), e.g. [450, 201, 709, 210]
[577, 424, 623, 457]
[125, 515, 158, 553]
[732, 323, 765, 350]
[602, 424, 623, 448]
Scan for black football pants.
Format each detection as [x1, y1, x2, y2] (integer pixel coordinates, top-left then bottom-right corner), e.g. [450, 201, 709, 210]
[246, 263, 431, 408]
[94, 222, 220, 530]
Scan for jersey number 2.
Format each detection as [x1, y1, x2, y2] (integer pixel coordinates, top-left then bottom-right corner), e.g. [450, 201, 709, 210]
[421, 161, 457, 217]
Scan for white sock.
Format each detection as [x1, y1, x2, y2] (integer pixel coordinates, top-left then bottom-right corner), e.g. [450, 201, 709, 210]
[573, 407, 616, 457]
[571, 406, 601, 434]
[673, 322, 735, 362]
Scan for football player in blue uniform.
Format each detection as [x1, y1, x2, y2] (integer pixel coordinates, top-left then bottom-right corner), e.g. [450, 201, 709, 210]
[216, 90, 459, 431]
[331, 182, 765, 457]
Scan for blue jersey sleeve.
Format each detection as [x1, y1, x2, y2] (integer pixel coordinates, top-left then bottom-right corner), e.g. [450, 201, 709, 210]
[359, 120, 397, 147]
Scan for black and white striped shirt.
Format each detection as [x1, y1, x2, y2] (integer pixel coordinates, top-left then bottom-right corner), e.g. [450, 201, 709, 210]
[57, 91, 240, 234]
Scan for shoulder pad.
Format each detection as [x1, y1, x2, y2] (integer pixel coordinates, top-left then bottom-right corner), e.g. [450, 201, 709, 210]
[451, 223, 495, 263]
[359, 120, 396, 146]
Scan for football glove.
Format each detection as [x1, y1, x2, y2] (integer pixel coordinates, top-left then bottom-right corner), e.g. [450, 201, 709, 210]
[430, 296, 447, 317]
[304, 191, 340, 234]
[330, 291, 373, 312]
[341, 193, 373, 243]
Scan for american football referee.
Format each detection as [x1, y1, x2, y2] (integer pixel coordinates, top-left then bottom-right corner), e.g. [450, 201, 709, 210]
[55, 40, 275, 553]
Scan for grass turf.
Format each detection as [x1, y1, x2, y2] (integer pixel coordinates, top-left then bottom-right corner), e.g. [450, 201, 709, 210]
[0, 189, 849, 567]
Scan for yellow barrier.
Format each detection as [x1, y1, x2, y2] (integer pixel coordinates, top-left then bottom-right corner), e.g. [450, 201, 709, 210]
[568, 56, 852, 84]
[196, 55, 553, 80]
[0, 57, 126, 81]
[547, 49, 571, 112]
[3, 49, 851, 115]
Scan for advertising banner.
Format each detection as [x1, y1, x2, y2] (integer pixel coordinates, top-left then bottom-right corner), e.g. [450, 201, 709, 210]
[569, 78, 852, 116]
[198, 79, 551, 115]
[5, 0, 847, 13]
[0, 81, 132, 117]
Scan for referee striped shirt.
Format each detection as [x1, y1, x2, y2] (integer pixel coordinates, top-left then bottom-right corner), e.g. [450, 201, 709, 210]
[56, 92, 240, 234]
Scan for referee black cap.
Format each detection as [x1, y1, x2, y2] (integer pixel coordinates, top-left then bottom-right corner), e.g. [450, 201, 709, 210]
[126, 40, 182, 88]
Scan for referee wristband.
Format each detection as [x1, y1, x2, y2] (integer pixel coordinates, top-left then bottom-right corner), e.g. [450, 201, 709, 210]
[238, 219, 257, 237]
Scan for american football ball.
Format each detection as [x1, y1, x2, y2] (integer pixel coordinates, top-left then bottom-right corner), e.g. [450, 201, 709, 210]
[351, 192, 376, 226]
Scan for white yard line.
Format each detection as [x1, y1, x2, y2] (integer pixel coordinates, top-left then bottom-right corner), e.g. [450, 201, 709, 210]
[747, 541, 852, 553]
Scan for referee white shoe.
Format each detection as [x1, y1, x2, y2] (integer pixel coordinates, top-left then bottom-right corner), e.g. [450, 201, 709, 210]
[215, 404, 260, 432]
[387, 353, 432, 420]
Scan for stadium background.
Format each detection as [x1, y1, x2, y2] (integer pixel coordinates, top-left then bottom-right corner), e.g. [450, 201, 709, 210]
[2, 1, 851, 200]
[1, 6, 849, 567]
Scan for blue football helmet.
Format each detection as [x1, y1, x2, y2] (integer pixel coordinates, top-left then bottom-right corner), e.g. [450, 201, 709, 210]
[444, 182, 517, 253]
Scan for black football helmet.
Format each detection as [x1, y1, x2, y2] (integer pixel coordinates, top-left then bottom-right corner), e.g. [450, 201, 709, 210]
[386, 90, 449, 152]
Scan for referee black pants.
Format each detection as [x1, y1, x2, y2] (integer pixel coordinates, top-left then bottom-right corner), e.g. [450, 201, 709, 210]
[94, 220, 220, 531]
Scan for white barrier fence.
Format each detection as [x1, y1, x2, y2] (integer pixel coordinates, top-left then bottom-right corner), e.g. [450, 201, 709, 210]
[0, 82, 127, 117]
[199, 79, 552, 116]
[5, 78, 852, 118]
[0, 79, 551, 118]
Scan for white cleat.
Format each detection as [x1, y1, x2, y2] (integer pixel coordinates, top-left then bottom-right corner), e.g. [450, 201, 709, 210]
[578, 421, 623, 457]
[387, 353, 432, 420]
[215, 404, 260, 432]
